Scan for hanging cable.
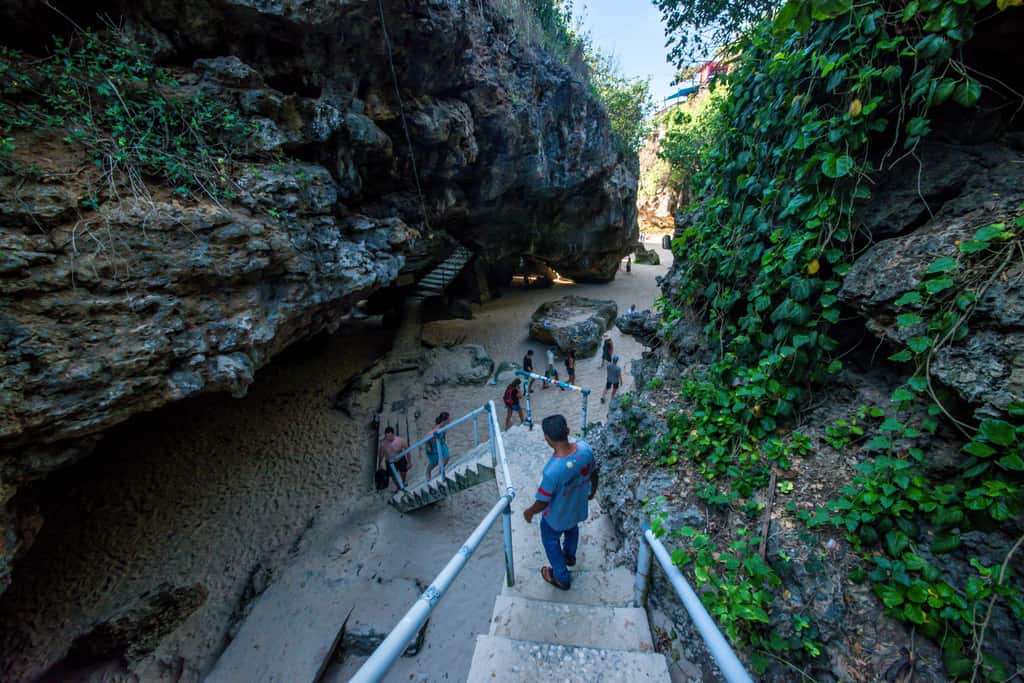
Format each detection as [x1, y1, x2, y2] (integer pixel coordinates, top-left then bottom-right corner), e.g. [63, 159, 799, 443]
[377, 0, 432, 232]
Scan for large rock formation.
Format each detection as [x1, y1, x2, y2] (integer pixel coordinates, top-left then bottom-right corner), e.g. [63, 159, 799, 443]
[529, 295, 618, 355]
[0, 0, 637, 602]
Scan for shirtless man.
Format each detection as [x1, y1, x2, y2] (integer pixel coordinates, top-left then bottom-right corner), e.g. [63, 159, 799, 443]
[378, 426, 410, 492]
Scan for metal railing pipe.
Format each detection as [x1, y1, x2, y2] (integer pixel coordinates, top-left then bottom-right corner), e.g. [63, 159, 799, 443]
[485, 401, 516, 587]
[642, 528, 754, 683]
[349, 494, 512, 683]
[485, 401, 514, 497]
[514, 369, 589, 433]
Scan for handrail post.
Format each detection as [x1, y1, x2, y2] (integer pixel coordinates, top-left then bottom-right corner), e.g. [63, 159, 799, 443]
[523, 376, 533, 430]
[473, 414, 479, 447]
[581, 388, 590, 435]
[502, 503, 515, 586]
[634, 526, 652, 608]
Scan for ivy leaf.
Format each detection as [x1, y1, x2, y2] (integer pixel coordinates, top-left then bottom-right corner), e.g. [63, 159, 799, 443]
[964, 441, 996, 458]
[880, 418, 904, 432]
[990, 500, 1011, 521]
[958, 240, 989, 254]
[866, 436, 891, 451]
[953, 79, 981, 107]
[907, 337, 932, 353]
[924, 276, 954, 295]
[821, 153, 854, 179]
[888, 350, 913, 362]
[907, 376, 928, 392]
[974, 223, 1006, 241]
[891, 388, 915, 402]
[999, 453, 1024, 471]
[894, 291, 922, 306]
[897, 313, 923, 328]
[902, 603, 927, 625]
[773, 1, 801, 32]
[979, 419, 1016, 446]
[925, 257, 957, 274]
[929, 78, 957, 107]
[810, 0, 853, 20]
[905, 116, 930, 138]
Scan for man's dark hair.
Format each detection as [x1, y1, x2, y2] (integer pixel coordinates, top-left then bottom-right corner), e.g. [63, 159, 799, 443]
[384, 426, 395, 435]
[526, 349, 533, 355]
[541, 414, 570, 442]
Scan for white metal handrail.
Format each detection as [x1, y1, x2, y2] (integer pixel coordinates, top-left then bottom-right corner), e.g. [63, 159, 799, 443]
[351, 401, 516, 682]
[634, 527, 754, 683]
[514, 369, 590, 432]
[386, 405, 487, 489]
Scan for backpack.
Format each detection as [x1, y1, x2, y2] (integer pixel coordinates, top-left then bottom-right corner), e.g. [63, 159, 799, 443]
[374, 466, 390, 490]
[503, 384, 518, 406]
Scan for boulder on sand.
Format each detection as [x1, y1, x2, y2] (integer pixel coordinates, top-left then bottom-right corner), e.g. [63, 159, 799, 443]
[615, 310, 660, 342]
[633, 245, 660, 265]
[529, 296, 617, 356]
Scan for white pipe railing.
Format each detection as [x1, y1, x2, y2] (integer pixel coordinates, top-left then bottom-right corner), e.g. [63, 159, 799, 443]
[348, 494, 512, 683]
[635, 527, 754, 683]
[351, 401, 516, 682]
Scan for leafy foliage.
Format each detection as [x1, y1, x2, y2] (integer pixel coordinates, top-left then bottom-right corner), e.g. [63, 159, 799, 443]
[655, 87, 729, 200]
[587, 50, 655, 157]
[654, 0, 779, 65]
[0, 30, 249, 200]
[651, 0, 1024, 675]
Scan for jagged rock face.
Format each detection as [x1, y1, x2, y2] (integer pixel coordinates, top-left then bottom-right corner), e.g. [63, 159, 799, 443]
[839, 139, 1024, 419]
[0, 0, 636, 596]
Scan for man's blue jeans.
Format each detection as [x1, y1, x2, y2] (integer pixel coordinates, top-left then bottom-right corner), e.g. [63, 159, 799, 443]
[540, 517, 579, 587]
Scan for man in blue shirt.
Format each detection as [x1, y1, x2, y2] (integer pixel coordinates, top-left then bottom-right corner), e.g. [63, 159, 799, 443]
[522, 414, 599, 590]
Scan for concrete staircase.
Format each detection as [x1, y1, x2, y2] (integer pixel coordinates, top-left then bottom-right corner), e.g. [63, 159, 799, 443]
[467, 427, 671, 682]
[388, 441, 496, 513]
[412, 244, 473, 300]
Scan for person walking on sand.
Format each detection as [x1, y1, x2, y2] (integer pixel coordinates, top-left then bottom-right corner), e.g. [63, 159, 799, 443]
[601, 355, 623, 404]
[424, 412, 451, 481]
[600, 336, 613, 368]
[542, 346, 556, 390]
[503, 379, 525, 430]
[523, 349, 536, 391]
[522, 414, 598, 591]
[564, 349, 576, 386]
[378, 426, 410, 492]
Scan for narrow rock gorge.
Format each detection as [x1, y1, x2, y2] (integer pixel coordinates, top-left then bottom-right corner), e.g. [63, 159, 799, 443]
[0, 0, 636, 679]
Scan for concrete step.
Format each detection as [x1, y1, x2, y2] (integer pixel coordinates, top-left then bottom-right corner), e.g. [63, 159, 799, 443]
[390, 453, 497, 512]
[489, 595, 654, 652]
[467, 635, 670, 683]
[420, 275, 447, 285]
[502, 565, 635, 608]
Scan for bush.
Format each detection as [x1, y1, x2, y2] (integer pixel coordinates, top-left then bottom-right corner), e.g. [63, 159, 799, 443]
[0, 29, 250, 201]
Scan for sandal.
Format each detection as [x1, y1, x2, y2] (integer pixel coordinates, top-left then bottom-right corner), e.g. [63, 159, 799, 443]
[565, 555, 576, 567]
[541, 566, 570, 590]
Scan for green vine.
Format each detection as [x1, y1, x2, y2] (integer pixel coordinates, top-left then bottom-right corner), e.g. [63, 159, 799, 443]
[651, 0, 1023, 676]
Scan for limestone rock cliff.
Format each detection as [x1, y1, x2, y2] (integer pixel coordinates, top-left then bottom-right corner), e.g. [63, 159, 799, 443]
[0, 0, 637, 598]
